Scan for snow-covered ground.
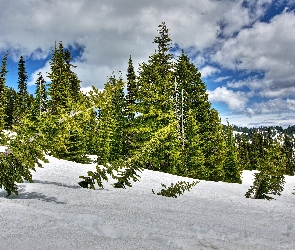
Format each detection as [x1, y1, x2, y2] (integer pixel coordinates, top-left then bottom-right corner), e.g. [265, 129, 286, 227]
[0, 156, 294, 250]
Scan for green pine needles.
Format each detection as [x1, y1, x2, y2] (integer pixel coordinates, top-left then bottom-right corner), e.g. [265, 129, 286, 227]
[152, 180, 199, 198]
[245, 140, 287, 200]
[0, 118, 48, 196]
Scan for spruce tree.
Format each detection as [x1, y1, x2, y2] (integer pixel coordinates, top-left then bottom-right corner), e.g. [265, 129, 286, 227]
[175, 51, 226, 181]
[282, 134, 295, 176]
[124, 56, 138, 157]
[32, 72, 47, 118]
[4, 87, 17, 128]
[248, 129, 264, 170]
[236, 133, 251, 170]
[223, 121, 242, 183]
[135, 22, 179, 173]
[245, 138, 287, 200]
[125, 55, 137, 120]
[45, 42, 90, 162]
[93, 74, 126, 164]
[15, 56, 29, 122]
[0, 54, 8, 129]
[47, 42, 75, 114]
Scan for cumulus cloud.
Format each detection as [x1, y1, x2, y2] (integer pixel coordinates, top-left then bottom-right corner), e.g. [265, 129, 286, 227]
[214, 76, 231, 83]
[213, 10, 295, 96]
[247, 98, 295, 115]
[1, 0, 294, 127]
[208, 87, 251, 111]
[0, 0, 276, 89]
[200, 65, 220, 78]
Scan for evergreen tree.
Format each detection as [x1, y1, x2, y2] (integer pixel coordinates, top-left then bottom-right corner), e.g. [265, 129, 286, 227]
[90, 74, 126, 164]
[0, 116, 48, 196]
[47, 42, 81, 114]
[124, 56, 138, 157]
[282, 134, 295, 176]
[0, 54, 8, 129]
[174, 51, 226, 181]
[248, 129, 264, 170]
[45, 42, 90, 162]
[236, 132, 251, 170]
[32, 72, 47, 118]
[15, 56, 29, 122]
[125, 55, 137, 120]
[4, 87, 17, 128]
[245, 138, 287, 200]
[183, 109, 205, 178]
[223, 121, 242, 183]
[135, 22, 179, 172]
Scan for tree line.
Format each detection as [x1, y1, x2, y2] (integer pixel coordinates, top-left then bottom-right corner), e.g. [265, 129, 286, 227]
[0, 23, 294, 199]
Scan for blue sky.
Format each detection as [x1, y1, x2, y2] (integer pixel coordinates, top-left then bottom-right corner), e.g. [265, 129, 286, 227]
[0, 0, 294, 127]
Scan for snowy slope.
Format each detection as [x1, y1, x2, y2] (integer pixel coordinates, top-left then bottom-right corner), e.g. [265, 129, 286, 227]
[0, 156, 295, 250]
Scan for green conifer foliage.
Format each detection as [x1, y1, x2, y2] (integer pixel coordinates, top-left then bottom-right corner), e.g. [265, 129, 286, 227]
[33, 72, 47, 117]
[125, 55, 137, 120]
[282, 134, 295, 176]
[174, 51, 226, 181]
[15, 56, 29, 122]
[39, 99, 92, 163]
[90, 74, 126, 164]
[152, 180, 199, 198]
[4, 87, 17, 129]
[47, 42, 81, 114]
[123, 56, 137, 157]
[31, 72, 48, 119]
[235, 133, 251, 171]
[182, 111, 205, 178]
[223, 121, 242, 183]
[134, 23, 179, 172]
[0, 117, 48, 196]
[0, 54, 8, 130]
[245, 139, 287, 200]
[248, 129, 264, 170]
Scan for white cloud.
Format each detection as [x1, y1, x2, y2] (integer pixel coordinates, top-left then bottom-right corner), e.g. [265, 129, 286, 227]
[2, 0, 294, 127]
[213, 10, 295, 99]
[248, 98, 295, 114]
[0, 0, 276, 89]
[200, 65, 220, 78]
[28, 61, 51, 86]
[220, 112, 295, 128]
[214, 76, 231, 83]
[208, 87, 250, 111]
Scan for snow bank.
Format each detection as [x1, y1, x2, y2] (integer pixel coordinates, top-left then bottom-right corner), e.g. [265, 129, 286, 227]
[0, 156, 294, 250]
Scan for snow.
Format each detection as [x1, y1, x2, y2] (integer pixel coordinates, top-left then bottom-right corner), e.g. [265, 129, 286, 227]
[1, 156, 295, 250]
[0, 146, 7, 153]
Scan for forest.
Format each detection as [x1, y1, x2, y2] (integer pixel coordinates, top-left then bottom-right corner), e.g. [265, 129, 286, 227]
[0, 23, 294, 200]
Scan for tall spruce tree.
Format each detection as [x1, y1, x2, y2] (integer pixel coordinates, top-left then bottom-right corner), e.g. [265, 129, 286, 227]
[4, 87, 17, 128]
[92, 74, 126, 164]
[33, 72, 47, 117]
[223, 121, 242, 183]
[245, 138, 287, 200]
[0, 54, 8, 129]
[125, 55, 137, 120]
[135, 22, 180, 173]
[124, 56, 137, 157]
[47, 42, 81, 114]
[16, 56, 29, 122]
[282, 133, 295, 176]
[45, 42, 90, 162]
[236, 132, 251, 170]
[174, 51, 226, 181]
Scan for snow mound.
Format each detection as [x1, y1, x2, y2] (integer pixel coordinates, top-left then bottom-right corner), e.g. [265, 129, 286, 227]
[0, 156, 294, 250]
